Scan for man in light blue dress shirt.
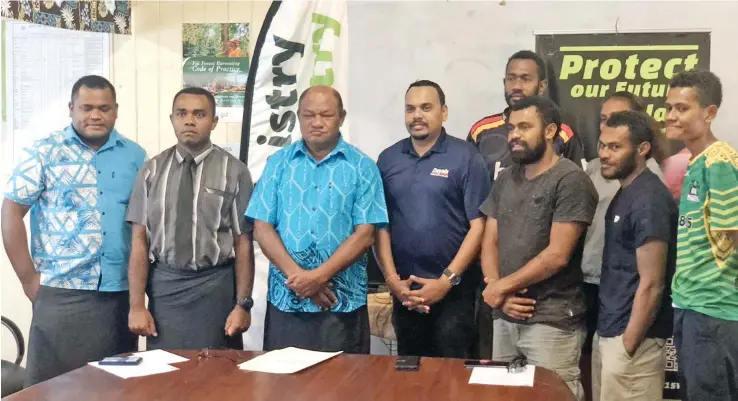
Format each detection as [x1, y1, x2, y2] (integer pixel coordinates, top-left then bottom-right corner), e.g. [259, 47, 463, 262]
[246, 86, 388, 353]
[1, 75, 147, 386]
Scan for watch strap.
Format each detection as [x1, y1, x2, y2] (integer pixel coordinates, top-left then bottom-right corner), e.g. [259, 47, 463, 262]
[442, 268, 461, 286]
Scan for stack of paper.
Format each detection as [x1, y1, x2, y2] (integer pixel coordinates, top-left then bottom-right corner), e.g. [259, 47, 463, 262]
[89, 350, 189, 379]
[238, 347, 342, 374]
[468, 365, 536, 387]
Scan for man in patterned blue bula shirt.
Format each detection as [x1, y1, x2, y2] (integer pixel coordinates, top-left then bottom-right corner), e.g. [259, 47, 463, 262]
[1, 76, 147, 386]
[246, 86, 388, 353]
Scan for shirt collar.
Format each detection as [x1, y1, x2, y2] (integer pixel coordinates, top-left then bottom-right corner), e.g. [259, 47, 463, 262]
[293, 134, 349, 162]
[64, 125, 124, 151]
[175, 143, 214, 165]
[401, 128, 449, 156]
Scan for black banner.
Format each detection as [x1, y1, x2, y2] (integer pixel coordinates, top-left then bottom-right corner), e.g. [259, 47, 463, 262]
[536, 32, 711, 162]
[537, 31, 712, 401]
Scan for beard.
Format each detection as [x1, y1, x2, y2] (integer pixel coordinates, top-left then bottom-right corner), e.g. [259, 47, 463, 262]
[407, 121, 431, 140]
[510, 136, 546, 165]
[505, 86, 540, 107]
[601, 150, 638, 180]
[410, 132, 430, 141]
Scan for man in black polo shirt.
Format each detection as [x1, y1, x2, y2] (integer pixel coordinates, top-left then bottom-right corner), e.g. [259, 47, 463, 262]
[467, 50, 586, 181]
[374, 80, 490, 358]
[480, 96, 597, 400]
[595, 110, 676, 401]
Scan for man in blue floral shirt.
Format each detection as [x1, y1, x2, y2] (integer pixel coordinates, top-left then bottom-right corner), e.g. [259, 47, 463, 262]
[2, 76, 146, 386]
[246, 86, 388, 353]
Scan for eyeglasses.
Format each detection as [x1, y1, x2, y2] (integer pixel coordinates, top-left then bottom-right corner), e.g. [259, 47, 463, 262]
[196, 348, 247, 364]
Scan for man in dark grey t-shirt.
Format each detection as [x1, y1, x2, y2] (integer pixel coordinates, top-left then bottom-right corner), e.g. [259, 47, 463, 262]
[480, 96, 597, 401]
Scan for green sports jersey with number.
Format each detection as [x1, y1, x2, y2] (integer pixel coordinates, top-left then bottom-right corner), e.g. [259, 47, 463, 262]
[672, 142, 738, 321]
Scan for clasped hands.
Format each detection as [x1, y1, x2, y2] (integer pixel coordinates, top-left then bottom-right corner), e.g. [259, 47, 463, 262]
[482, 277, 536, 321]
[387, 274, 452, 314]
[286, 268, 337, 310]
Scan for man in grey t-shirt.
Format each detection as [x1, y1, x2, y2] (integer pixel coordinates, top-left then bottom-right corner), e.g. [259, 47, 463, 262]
[480, 96, 597, 401]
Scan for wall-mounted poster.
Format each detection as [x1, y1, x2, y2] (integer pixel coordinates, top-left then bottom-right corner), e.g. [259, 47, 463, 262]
[182, 23, 250, 122]
[537, 31, 712, 401]
[535, 31, 710, 164]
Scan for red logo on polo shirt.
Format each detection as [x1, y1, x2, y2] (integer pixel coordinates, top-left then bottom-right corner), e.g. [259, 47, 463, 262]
[430, 168, 449, 178]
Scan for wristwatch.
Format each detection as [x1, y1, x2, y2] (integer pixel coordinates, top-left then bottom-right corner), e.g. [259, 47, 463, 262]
[236, 296, 254, 312]
[442, 268, 461, 286]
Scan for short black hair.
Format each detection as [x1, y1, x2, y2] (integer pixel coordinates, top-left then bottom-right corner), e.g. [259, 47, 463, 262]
[506, 50, 546, 81]
[605, 110, 657, 159]
[173, 87, 217, 116]
[71, 75, 116, 102]
[508, 95, 561, 133]
[406, 80, 446, 106]
[604, 91, 647, 112]
[298, 86, 344, 112]
[669, 69, 722, 108]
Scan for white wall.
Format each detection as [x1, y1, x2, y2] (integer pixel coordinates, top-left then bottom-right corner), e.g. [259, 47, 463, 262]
[1, 0, 272, 363]
[347, 1, 738, 159]
[5, 0, 738, 362]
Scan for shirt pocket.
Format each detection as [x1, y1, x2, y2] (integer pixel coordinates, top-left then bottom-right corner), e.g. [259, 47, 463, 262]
[200, 187, 236, 232]
[106, 162, 139, 205]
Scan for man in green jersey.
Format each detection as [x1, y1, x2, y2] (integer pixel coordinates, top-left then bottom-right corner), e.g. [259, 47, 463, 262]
[665, 69, 738, 401]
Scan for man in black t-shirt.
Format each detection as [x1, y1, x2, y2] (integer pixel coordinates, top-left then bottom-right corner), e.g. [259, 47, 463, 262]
[480, 96, 597, 401]
[596, 111, 676, 401]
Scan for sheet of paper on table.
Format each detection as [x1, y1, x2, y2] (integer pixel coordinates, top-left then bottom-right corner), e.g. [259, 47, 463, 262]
[88, 350, 188, 379]
[88, 360, 179, 379]
[468, 365, 536, 387]
[132, 349, 189, 365]
[238, 347, 343, 374]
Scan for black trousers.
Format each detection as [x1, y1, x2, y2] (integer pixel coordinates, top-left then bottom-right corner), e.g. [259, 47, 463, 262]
[674, 308, 738, 401]
[392, 282, 477, 359]
[582, 282, 599, 353]
[264, 303, 370, 354]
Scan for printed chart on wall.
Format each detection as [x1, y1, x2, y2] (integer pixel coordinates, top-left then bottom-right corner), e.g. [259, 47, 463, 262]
[536, 31, 711, 164]
[182, 23, 250, 123]
[537, 31, 711, 401]
[2, 20, 110, 163]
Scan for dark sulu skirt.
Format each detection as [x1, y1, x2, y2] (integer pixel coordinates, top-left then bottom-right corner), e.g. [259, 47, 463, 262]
[25, 286, 136, 387]
[146, 262, 242, 351]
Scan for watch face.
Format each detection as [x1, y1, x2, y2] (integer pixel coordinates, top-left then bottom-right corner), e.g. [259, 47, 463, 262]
[239, 298, 253, 310]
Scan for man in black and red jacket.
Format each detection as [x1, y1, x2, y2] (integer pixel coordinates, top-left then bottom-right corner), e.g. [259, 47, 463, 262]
[468, 50, 585, 182]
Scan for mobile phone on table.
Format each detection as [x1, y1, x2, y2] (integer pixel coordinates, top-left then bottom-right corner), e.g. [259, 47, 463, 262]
[395, 355, 421, 371]
[463, 359, 507, 368]
[99, 356, 143, 366]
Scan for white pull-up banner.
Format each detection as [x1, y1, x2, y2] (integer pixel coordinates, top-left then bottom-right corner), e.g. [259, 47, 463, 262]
[239, 0, 349, 351]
